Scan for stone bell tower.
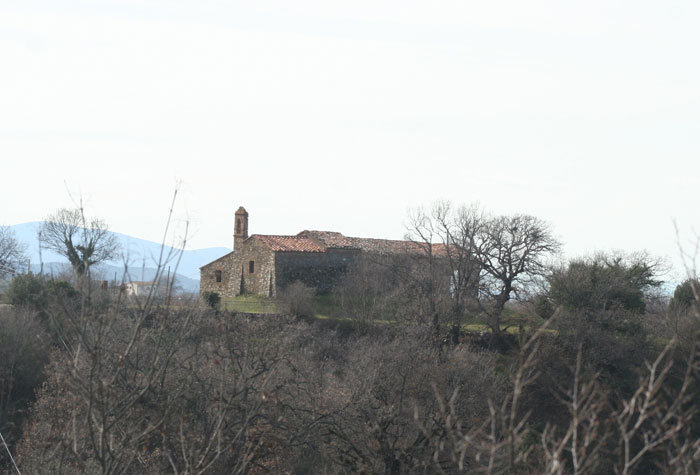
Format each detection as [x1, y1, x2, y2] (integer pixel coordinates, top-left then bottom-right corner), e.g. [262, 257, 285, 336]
[234, 206, 248, 250]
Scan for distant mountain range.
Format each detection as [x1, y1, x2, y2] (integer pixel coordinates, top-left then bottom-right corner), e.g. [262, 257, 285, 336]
[7, 222, 231, 293]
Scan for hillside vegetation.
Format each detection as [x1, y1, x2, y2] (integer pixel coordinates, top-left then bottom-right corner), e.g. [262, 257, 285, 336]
[0, 260, 699, 474]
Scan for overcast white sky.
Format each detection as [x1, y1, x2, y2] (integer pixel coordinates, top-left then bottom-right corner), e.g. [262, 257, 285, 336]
[2, 1, 699, 279]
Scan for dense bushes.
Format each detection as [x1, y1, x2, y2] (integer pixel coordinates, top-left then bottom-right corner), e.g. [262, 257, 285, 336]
[1, 263, 699, 473]
[548, 252, 664, 315]
[4, 274, 79, 319]
[0, 274, 78, 455]
[17, 308, 279, 474]
[0, 307, 50, 455]
[201, 290, 221, 309]
[4, 273, 49, 309]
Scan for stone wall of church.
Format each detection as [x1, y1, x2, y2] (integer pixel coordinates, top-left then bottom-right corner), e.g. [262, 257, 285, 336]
[235, 238, 276, 296]
[199, 252, 237, 298]
[201, 242, 363, 298]
[199, 238, 276, 298]
[275, 248, 359, 294]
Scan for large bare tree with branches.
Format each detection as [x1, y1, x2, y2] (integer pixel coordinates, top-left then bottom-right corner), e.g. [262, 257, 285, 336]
[38, 208, 119, 276]
[477, 213, 560, 335]
[407, 202, 560, 338]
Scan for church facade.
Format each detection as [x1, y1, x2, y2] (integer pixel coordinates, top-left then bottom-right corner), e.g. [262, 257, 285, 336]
[199, 206, 443, 298]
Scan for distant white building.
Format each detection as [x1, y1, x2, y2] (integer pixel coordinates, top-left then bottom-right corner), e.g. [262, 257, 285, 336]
[124, 279, 178, 297]
[124, 281, 158, 297]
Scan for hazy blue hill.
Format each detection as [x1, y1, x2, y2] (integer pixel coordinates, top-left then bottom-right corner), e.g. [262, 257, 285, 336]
[29, 262, 202, 293]
[9, 222, 231, 293]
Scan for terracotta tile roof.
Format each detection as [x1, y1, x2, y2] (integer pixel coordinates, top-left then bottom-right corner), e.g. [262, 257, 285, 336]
[346, 237, 449, 256]
[297, 230, 449, 256]
[297, 231, 355, 248]
[253, 235, 326, 253]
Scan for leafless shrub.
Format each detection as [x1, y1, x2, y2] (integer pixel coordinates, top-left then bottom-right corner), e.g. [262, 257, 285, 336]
[0, 226, 26, 278]
[539, 345, 608, 475]
[415, 321, 550, 473]
[336, 254, 444, 327]
[0, 306, 49, 467]
[276, 281, 315, 320]
[14, 191, 281, 474]
[15, 306, 287, 474]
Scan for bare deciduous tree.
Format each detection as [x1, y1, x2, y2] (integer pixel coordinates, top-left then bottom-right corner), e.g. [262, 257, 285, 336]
[0, 226, 26, 277]
[405, 205, 452, 336]
[476, 213, 560, 336]
[407, 202, 560, 338]
[38, 208, 119, 276]
[416, 202, 485, 342]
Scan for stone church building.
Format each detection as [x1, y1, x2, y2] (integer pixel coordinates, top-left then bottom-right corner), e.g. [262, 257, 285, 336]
[200, 206, 442, 298]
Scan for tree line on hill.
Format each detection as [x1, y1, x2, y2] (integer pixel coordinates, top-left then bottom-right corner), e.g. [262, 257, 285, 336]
[1, 201, 700, 473]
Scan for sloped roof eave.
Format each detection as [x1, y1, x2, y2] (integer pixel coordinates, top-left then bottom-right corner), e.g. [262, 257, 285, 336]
[252, 234, 327, 253]
[199, 251, 234, 269]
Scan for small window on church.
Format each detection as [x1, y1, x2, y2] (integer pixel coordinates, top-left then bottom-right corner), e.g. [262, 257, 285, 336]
[249, 260, 255, 274]
[236, 219, 241, 234]
[215, 270, 222, 283]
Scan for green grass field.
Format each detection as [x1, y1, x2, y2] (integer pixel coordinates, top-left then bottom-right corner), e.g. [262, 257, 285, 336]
[223, 294, 338, 317]
[222, 294, 552, 335]
[222, 294, 277, 313]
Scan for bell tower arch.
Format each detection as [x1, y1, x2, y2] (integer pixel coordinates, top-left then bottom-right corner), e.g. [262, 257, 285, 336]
[234, 206, 248, 249]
